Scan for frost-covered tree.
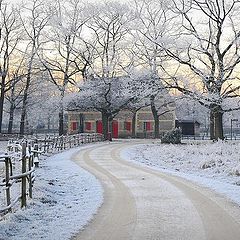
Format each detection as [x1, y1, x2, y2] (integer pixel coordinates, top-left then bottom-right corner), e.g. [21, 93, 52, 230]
[130, 0, 177, 138]
[124, 71, 155, 138]
[0, 1, 22, 132]
[18, 0, 50, 137]
[5, 58, 26, 133]
[41, 0, 90, 136]
[86, 1, 133, 78]
[66, 76, 136, 140]
[160, 0, 240, 140]
[125, 70, 175, 138]
[130, 0, 174, 73]
[27, 90, 60, 133]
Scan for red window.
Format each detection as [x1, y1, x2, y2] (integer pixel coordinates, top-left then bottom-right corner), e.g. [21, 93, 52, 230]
[144, 122, 152, 131]
[85, 122, 92, 131]
[124, 122, 131, 131]
[71, 122, 78, 131]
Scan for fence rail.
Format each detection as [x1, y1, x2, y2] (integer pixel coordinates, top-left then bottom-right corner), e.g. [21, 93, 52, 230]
[181, 134, 240, 140]
[0, 133, 103, 216]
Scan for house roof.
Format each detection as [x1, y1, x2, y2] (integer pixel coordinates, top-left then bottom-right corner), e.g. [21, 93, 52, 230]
[175, 120, 200, 125]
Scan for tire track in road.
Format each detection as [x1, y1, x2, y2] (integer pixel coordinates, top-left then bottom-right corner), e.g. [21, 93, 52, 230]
[72, 145, 137, 240]
[72, 142, 240, 240]
[112, 143, 240, 240]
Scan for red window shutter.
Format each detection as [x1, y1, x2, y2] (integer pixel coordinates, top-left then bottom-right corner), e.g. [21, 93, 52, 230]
[85, 122, 92, 130]
[146, 122, 151, 131]
[72, 122, 77, 131]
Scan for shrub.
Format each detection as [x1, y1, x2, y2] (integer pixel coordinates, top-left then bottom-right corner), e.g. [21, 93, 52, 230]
[161, 128, 182, 144]
[231, 164, 240, 176]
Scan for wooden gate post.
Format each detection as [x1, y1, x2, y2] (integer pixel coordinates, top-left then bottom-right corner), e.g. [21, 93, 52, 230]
[28, 146, 33, 198]
[5, 157, 11, 212]
[21, 143, 27, 208]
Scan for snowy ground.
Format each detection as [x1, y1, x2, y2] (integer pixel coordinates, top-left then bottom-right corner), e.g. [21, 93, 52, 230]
[121, 140, 240, 206]
[0, 141, 8, 155]
[1, 139, 240, 239]
[0, 145, 103, 240]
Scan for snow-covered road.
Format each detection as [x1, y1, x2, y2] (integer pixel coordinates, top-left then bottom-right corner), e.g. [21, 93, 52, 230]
[73, 141, 240, 240]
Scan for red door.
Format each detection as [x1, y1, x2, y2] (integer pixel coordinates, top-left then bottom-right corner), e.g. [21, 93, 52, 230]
[96, 120, 103, 134]
[146, 122, 151, 131]
[112, 120, 118, 138]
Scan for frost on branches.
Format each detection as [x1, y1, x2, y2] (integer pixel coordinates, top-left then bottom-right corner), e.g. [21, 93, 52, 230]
[158, 0, 240, 140]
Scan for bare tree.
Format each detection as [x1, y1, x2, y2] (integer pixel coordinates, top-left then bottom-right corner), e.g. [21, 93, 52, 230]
[125, 73, 151, 138]
[5, 61, 26, 133]
[86, 1, 132, 78]
[18, 0, 50, 137]
[66, 1, 134, 139]
[0, 1, 21, 132]
[41, 0, 90, 135]
[130, 0, 176, 138]
[160, 0, 240, 140]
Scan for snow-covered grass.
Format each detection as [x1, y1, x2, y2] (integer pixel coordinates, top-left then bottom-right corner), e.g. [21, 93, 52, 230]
[0, 141, 8, 155]
[121, 140, 240, 205]
[0, 145, 103, 240]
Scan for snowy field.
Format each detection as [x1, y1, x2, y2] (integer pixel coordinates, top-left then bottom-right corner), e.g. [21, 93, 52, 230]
[0, 145, 103, 240]
[122, 140, 240, 205]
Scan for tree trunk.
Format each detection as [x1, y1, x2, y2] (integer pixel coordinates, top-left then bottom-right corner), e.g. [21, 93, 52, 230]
[0, 75, 6, 133]
[109, 116, 113, 141]
[20, 73, 31, 137]
[58, 110, 64, 136]
[58, 91, 65, 136]
[214, 107, 224, 140]
[47, 116, 50, 131]
[209, 107, 215, 140]
[7, 103, 15, 134]
[150, 96, 160, 139]
[153, 114, 160, 139]
[101, 111, 109, 141]
[20, 47, 35, 138]
[210, 104, 224, 140]
[131, 111, 137, 138]
[79, 113, 84, 133]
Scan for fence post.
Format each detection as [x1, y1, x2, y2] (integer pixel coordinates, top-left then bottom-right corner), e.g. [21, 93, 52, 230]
[44, 137, 46, 152]
[47, 136, 50, 152]
[69, 136, 72, 148]
[28, 146, 33, 198]
[5, 157, 11, 212]
[33, 144, 39, 168]
[60, 136, 63, 150]
[21, 143, 27, 208]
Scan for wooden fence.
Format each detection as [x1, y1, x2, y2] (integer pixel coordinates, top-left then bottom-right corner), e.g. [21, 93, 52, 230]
[0, 133, 103, 216]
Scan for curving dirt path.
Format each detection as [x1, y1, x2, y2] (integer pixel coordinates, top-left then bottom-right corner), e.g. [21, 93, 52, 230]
[72, 141, 240, 240]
